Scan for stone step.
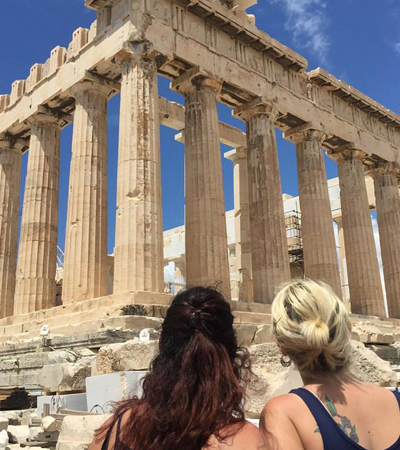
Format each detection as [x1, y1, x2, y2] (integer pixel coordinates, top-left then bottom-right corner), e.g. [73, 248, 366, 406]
[0, 291, 173, 328]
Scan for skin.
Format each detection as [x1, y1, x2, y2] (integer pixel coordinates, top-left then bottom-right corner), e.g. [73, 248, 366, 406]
[89, 414, 268, 450]
[260, 362, 400, 450]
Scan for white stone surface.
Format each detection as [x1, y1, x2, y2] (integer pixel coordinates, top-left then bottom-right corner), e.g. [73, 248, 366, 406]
[56, 415, 109, 450]
[86, 371, 146, 414]
[0, 429, 8, 450]
[38, 357, 94, 393]
[8, 426, 30, 444]
[41, 416, 58, 432]
[37, 393, 87, 416]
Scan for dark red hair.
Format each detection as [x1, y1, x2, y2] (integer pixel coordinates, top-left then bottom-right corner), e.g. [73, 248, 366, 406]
[99, 286, 252, 450]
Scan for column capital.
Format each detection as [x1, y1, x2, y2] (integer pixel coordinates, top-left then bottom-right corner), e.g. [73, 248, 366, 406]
[171, 67, 222, 96]
[284, 122, 326, 144]
[26, 105, 72, 129]
[70, 78, 116, 100]
[114, 41, 156, 66]
[0, 134, 28, 152]
[224, 147, 248, 163]
[233, 97, 278, 122]
[326, 143, 367, 164]
[368, 161, 400, 179]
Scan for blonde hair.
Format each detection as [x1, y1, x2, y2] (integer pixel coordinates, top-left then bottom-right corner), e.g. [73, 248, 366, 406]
[272, 279, 352, 378]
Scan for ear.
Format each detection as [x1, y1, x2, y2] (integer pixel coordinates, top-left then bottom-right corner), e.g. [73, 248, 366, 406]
[275, 339, 288, 356]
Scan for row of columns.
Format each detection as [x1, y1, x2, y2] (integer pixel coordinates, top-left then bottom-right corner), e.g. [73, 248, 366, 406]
[0, 55, 400, 318]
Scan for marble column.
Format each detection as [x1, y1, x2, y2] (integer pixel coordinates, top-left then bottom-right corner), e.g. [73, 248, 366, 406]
[370, 162, 400, 318]
[0, 139, 22, 318]
[62, 81, 110, 303]
[285, 124, 341, 297]
[14, 116, 61, 314]
[113, 51, 164, 294]
[334, 217, 350, 308]
[329, 147, 384, 316]
[172, 73, 230, 298]
[225, 147, 253, 302]
[235, 100, 290, 303]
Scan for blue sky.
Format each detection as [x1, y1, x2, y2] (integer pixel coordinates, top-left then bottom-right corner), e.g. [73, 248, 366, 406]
[1, 0, 399, 254]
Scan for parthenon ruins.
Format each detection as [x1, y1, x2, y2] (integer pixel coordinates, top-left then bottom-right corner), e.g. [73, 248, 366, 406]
[1, 0, 400, 341]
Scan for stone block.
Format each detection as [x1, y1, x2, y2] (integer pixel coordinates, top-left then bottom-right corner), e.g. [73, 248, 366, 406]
[97, 339, 157, 374]
[103, 316, 162, 331]
[10, 81, 25, 104]
[0, 429, 8, 450]
[25, 64, 43, 92]
[19, 352, 48, 370]
[8, 426, 30, 444]
[50, 46, 66, 73]
[235, 324, 257, 346]
[350, 340, 398, 386]
[41, 416, 58, 433]
[38, 357, 95, 393]
[86, 371, 146, 413]
[368, 344, 400, 363]
[0, 417, 8, 432]
[254, 324, 273, 344]
[46, 350, 77, 365]
[20, 411, 32, 426]
[56, 415, 110, 450]
[88, 21, 97, 42]
[67, 28, 89, 59]
[352, 322, 394, 345]
[3, 413, 20, 426]
[0, 95, 10, 113]
[29, 427, 59, 443]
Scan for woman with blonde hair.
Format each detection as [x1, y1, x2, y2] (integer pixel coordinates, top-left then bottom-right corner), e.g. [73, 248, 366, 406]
[260, 279, 400, 450]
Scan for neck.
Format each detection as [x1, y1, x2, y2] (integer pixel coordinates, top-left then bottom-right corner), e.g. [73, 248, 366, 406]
[301, 372, 352, 387]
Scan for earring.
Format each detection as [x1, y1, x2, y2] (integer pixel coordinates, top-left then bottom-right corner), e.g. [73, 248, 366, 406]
[280, 355, 292, 368]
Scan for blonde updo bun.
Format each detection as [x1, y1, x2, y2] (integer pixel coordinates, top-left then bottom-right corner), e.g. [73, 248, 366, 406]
[300, 319, 330, 350]
[272, 279, 352, 378]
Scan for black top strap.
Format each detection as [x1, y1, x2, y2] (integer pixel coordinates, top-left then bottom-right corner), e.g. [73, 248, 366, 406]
[101, 416, 124, 450]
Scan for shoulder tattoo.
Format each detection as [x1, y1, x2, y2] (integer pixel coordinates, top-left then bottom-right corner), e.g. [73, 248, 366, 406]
[314, 396, 359, 444]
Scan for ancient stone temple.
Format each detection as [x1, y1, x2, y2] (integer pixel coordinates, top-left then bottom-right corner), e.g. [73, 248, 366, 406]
[0, 0, 400, 399]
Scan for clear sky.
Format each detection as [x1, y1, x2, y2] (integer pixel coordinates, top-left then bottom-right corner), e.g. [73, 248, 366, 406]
[1, 0, 399, 255]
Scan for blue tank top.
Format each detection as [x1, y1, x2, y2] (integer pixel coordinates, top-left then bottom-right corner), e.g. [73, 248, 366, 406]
[290, 388, 400, 450]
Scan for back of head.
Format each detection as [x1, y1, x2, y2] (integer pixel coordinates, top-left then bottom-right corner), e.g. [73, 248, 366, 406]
[272, 279, 352, 378]
[113, 287, 251, 450]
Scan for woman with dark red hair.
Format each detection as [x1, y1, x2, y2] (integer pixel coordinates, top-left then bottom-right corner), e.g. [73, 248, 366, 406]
[90, 286, 266, 450]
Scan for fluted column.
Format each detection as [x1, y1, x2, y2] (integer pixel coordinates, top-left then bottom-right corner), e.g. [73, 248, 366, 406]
[285, 123, 341, 297]
[329, 146, 384, 316]
[235, 100, 290, 303]
[225, 148, 253, 302]
[62, 80, 111, 303]
[334, 217, 350, 308]
[0, 139, 22, 318]
[113, 50, 164, 294]
[370, 162, 400, 318]
[172, 72, 230, 298]
[14, 115, 61, 314]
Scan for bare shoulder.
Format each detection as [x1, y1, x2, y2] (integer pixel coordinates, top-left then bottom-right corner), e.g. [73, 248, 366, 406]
[260, 395, 305, 450]
[207, 421, 267, 450]
[262, 393, 302, 418]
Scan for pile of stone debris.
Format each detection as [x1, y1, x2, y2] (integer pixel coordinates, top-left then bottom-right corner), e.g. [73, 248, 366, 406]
[0, 408, 109, 450]
[0, 317, 398, 450]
